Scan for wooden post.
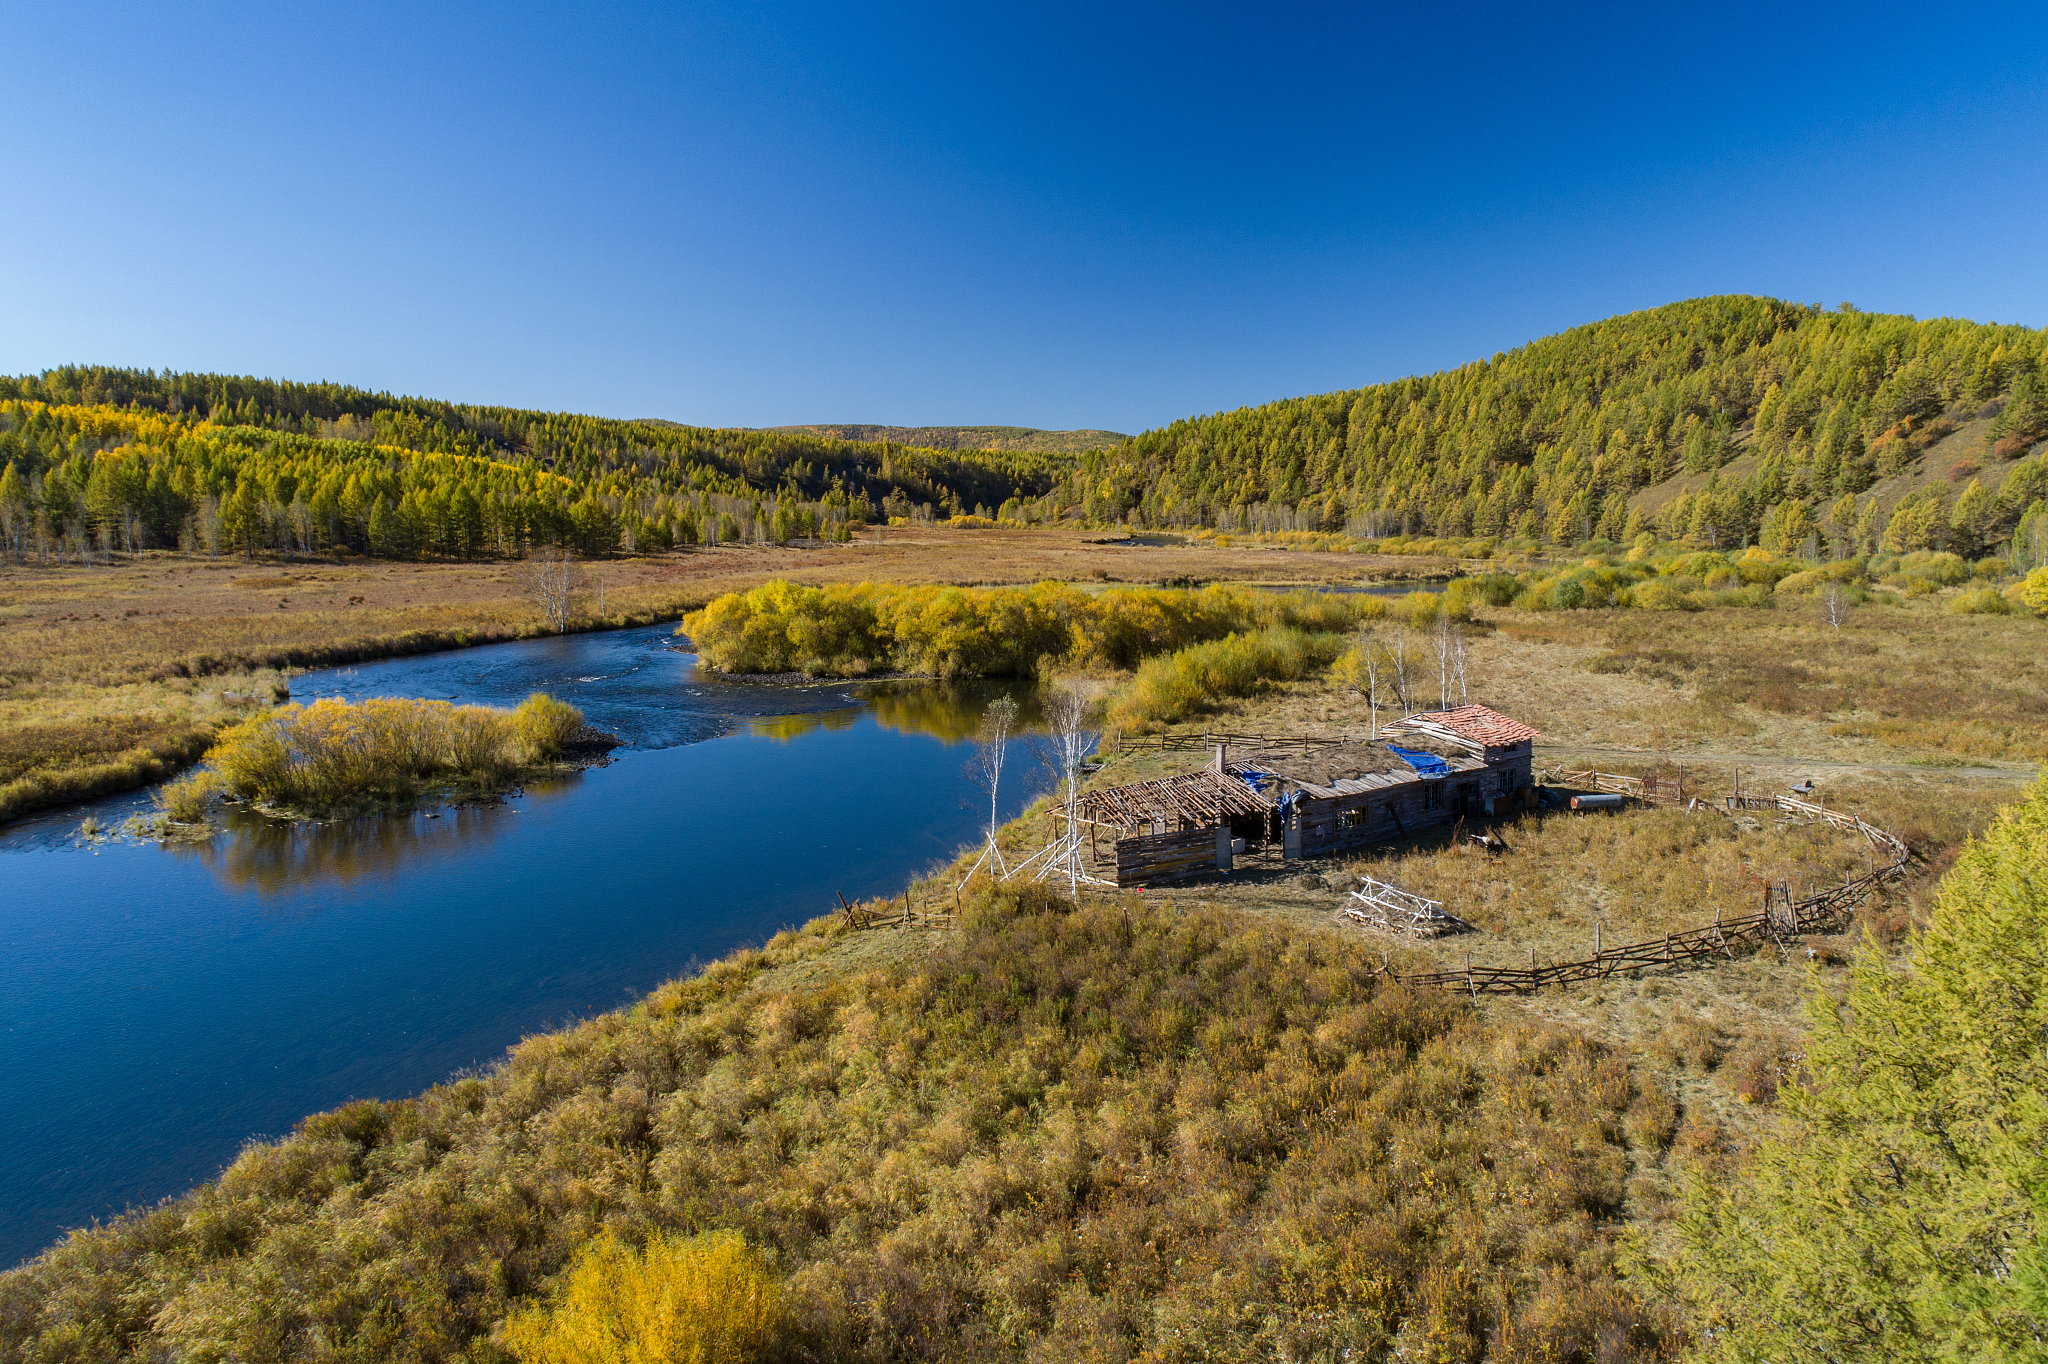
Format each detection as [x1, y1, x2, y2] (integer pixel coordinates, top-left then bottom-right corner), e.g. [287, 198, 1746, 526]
[1595, 921, 1602, 956]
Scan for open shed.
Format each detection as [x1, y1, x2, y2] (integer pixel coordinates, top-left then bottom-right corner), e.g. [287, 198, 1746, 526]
[1068, 768, 1274, 886]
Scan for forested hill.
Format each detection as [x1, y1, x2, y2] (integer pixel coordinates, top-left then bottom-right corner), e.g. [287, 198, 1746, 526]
[766, 423, 1128, 454]
[0, 367, 1061, 560]
[1067, 296, 2048, 558]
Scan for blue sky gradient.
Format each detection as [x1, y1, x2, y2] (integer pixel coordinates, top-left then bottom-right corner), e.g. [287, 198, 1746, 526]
[3, 1, 2044, 432]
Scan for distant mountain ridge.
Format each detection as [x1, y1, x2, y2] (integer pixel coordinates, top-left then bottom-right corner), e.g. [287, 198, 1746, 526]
[765, 423, 1126, 454]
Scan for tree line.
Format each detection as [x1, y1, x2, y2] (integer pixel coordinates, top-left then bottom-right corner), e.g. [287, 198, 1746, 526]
[1063, 296, 2048, 561]
[0, 393, 1058, 565]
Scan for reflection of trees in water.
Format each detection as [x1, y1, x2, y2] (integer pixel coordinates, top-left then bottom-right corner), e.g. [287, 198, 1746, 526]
[745, 709, 863, 743]
[746, 682, 1046, 745]
[176, 778, 582, 895]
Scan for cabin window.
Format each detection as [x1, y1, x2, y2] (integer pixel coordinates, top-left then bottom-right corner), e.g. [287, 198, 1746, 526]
[1339, 807, 1367, 830]
[1423, 783, 1442, 811]
[1497, 770, 1513, 794]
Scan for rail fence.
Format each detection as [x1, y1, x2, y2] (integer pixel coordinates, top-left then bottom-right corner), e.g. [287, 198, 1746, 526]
[1386, 783, 1909, 996]
[1111, 730, 1345, 758]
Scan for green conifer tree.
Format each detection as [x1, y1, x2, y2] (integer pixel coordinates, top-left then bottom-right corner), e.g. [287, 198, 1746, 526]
[1666, 774, 2048, 1362]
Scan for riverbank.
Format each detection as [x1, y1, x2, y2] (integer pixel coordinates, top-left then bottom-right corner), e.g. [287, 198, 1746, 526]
[0, 531, 1457, 824]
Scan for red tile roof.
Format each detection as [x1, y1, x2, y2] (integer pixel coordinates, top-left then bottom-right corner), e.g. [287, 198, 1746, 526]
[1398, 704, 1540, 747]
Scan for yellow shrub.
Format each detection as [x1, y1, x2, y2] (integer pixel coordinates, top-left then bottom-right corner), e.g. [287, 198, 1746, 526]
[2021, 567, 2048, 617]
[1110, 627, 1345, 729]
[514, 693, 584, 760]
[503, 1230, 781, 1364]
[1949, 586, 2014, 616]
[202, 694, 579, 808]
[679, 580, 1372, 679]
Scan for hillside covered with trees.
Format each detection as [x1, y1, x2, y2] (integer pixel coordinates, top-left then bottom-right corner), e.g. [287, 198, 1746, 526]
[0, 369, 1059, 563]
[6, 299, 2045, 570]
[1060, 297, 2048, 563]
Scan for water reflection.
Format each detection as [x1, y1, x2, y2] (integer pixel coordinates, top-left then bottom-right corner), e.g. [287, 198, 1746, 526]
[167, 779, 582, 895]
[745, 679, 1044, 745]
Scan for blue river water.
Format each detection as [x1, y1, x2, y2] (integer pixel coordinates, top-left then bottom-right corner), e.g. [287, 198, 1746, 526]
[0, 625, 1042, 1268]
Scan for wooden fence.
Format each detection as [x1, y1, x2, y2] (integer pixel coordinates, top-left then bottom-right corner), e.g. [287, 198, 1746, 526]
[837, 888, 958, 933]
[1387, 790, 1909, 996]
[1111, 730, 1345, 758]
[1538, 767, 1684, 804]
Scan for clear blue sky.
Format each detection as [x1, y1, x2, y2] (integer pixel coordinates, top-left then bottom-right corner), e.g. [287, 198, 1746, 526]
[3, 2, 2045, 434]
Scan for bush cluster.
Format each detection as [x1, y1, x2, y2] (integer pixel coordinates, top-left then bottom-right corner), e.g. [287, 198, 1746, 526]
[1109, 627, 1346, 728]
[164, 691, 582, 814]
[680, 581, 1381, 679]
[1492, 539, 2048, 615]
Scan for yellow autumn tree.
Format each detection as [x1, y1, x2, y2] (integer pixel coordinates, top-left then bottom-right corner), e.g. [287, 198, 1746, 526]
[502, 1230, 782, 1364]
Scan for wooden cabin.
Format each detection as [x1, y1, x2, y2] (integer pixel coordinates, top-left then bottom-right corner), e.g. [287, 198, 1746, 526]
[1067, 769, 1272, 886]
[1235, 704, 1539, 860]
[1076, 704, 1540, 885]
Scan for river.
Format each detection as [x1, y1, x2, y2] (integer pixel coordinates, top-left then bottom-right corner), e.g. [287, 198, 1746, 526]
[0, 624, 1045, 1268]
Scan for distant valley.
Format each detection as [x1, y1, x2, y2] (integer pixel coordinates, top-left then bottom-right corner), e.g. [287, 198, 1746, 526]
[764, 422, 1127, 454]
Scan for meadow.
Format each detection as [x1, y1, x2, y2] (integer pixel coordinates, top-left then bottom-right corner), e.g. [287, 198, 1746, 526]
[3, 545, 2043, 1360]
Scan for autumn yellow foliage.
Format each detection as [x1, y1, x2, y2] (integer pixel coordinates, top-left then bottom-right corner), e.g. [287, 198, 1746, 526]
[502, 1231, 781, 1364]
[180, 691, 582, 811]
[682, 579, 1378, 678]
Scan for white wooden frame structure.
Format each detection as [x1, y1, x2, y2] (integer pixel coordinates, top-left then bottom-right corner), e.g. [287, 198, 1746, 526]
[1342, 874, 1474, 938]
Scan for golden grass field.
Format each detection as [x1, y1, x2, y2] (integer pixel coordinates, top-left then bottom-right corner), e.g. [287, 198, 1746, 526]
[0, 529, 1455, 821]
[820, 585, 2045, 1240]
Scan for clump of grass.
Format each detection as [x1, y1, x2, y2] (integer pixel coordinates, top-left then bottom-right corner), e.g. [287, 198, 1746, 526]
[200, 693, 584, 813]
[154, 769, 225, 823]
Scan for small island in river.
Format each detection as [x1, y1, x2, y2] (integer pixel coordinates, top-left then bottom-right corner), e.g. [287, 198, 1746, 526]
[154, 691, 616, 828]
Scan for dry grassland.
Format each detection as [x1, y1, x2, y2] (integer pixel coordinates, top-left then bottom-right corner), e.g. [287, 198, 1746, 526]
[881, 595, 2043, 1232]
[0, 530, 1453, 821]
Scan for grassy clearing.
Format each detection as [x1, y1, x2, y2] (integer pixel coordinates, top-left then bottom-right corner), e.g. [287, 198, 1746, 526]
[1060, 596, 2039, 1246]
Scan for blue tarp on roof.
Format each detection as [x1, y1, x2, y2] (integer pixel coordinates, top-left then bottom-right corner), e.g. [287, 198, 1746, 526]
[1387, 744, 1450, 778]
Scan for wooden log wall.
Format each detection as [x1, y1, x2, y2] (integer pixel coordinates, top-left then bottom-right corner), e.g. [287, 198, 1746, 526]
[1114, 825, 1224, 886]
[1295, 754, 1531, 858]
